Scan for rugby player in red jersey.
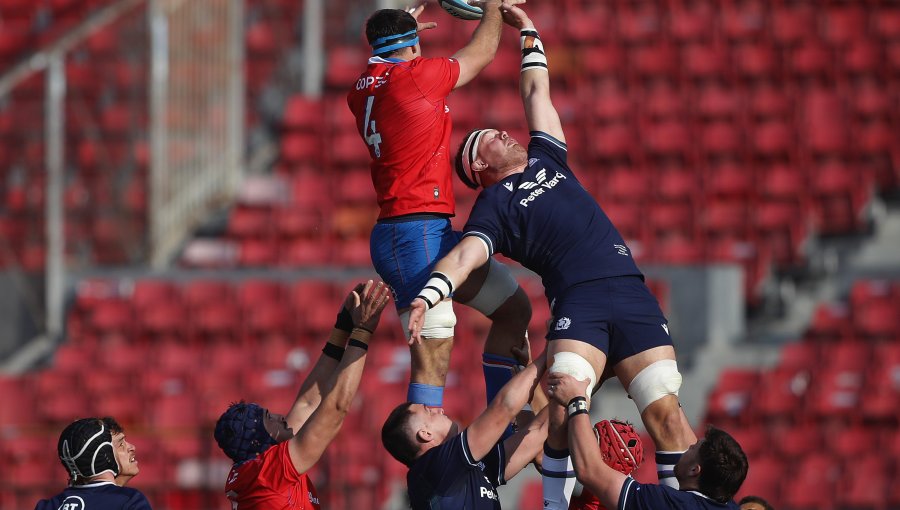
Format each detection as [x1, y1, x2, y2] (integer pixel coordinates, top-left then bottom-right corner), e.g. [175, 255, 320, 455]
[214, 281, 390, 509]
[347, 1, 532, 415]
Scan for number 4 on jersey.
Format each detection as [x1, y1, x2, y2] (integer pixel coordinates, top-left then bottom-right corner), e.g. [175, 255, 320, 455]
[364, 96, 383, 157]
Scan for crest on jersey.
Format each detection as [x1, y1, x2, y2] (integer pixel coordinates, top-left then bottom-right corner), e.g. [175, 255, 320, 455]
[503, 182, 513, 192]
[528, 158, 539, 167]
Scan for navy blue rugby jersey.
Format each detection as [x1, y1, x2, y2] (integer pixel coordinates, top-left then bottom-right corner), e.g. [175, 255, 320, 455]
[407, 429, 505, 509]
[35, 481, 153, 510]
[618, 478, 740, 510]
[463, 132, 642, 302]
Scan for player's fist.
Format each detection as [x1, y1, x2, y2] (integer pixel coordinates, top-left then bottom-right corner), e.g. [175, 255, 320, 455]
[407, 298, 428, 345]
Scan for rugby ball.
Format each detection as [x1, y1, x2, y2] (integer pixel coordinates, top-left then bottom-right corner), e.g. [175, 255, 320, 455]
[440, 0, 482, 20]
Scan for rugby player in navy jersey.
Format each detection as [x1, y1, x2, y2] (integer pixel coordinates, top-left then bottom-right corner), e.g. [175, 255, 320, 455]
[35, 418, 153, 510]
[381, 341, 549, 509]
[548, 373, 748, 510]
[407, 4, 697, 508]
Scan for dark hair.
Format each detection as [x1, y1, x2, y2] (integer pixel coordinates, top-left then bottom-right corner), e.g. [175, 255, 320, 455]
[365, 9, 418, 57]
[454, 128, 481, 189]
[381, 402, 419, 466]
[739, 495, 774, 510]
[102, 416, 124, 435]
[697, 426, 748, 503]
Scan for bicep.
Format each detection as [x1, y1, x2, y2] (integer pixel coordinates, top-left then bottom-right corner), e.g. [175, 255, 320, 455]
[463, 405, 516, 463]
[451, 53, 487, 90]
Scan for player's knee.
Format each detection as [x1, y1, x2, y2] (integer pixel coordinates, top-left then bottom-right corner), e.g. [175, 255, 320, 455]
[401, 300, 456, 340]
[550, 352, 597, 396]
[463, 259, 520, 318]
[627, 359, 682, 414]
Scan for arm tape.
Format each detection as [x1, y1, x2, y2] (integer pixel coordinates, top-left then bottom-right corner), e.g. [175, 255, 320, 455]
[520, 28, 548, 72]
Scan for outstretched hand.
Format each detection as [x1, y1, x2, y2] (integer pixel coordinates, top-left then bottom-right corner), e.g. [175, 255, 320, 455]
[407, 298, 428, 345]
[349, 280, 392, 333]
[406, 3, 437, 33]
[499, 1, 531, 30]
[546, 372, 590, 407]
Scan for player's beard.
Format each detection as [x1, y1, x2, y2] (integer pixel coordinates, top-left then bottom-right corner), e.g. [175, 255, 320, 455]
[497, 143, 528, 173]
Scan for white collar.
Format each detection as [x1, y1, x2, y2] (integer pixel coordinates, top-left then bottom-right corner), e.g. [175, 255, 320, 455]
[71, 481, 117, 489]
[687, 490, 712, 500]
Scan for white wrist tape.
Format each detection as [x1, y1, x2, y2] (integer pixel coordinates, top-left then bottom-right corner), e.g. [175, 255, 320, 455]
[520, 29, 548, 72]
[418, 272, 454, 310]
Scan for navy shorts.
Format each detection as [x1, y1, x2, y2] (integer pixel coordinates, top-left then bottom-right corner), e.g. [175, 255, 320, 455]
[370, 216, 461, 309]
[546, 276, 672, 366]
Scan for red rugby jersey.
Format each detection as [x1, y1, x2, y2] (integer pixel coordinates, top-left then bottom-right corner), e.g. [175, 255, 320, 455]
[347, 56, 460, 219]
[225, 441, 321, 510]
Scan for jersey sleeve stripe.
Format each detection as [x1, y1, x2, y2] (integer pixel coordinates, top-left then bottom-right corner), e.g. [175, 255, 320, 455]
[619, 477, 635, 510]
[496, 444, 506, 486]
[460, 430, 478, 466]
[541, 468, 577, 478]
[529, 131, 567, 151]
[463, 231, 494, 257]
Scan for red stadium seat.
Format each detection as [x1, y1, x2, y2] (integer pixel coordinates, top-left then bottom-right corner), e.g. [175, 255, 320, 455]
[805, 303, 853, 341]
[771, 3, 817, 47]
[787, 41, 834, 83]
[630, 43, 679, 81]
[734, 454, 783, 503]
[616, 1, 662, 45]
[131, 280, 180, 313]
[695, 85, 741, 123]
[839, 455, 888, 510]
[733, 42, 780, 82]
[239, 239, 280, 267]
[668, 0, 715, 44]
[282, 95, 324, 132]
[183, 280, 235, 310]
[280, 132, 322, 164]
[774, 422, 822, 460]
[781, 453, 838, 510]
[681, 43, 731, 82]
[748, 84, 792, 122]
[720, 0, 766, 42]
[656, 167, 700, 203]
[227, 207, 273, 239]
[822, 5, 868, 48]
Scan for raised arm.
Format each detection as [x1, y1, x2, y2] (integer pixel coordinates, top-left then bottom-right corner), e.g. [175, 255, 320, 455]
[286, 281, 391, 475]
[407, 235, 490, 343]
[548, 373, 627, 508]
[285, 285, 364, 431]
[465, 349, 547, 462]
[451, 0, 514, 89]
[499, 5, 565, 142]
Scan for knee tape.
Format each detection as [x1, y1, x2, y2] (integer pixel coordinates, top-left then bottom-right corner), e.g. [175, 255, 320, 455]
[627, 359, 682, 413]
[400, 299, 456, 340]
[463, 259, 518, 316]
[550, 352, 597, 396]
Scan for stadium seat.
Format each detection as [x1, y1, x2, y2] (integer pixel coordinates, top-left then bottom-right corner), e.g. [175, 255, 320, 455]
[771, 3, 817, 47]
[822, 5, 868, 48]
[734, 453, 783, 503]
[227, 207, 273, 240]
[805, 303, 853, 341]
[780, 453, 838, 510]
[733, 41, 780, 82]
[282, 95, 324, 132]
[704, 162, 753, 200]
[839, 455, 888, 510]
